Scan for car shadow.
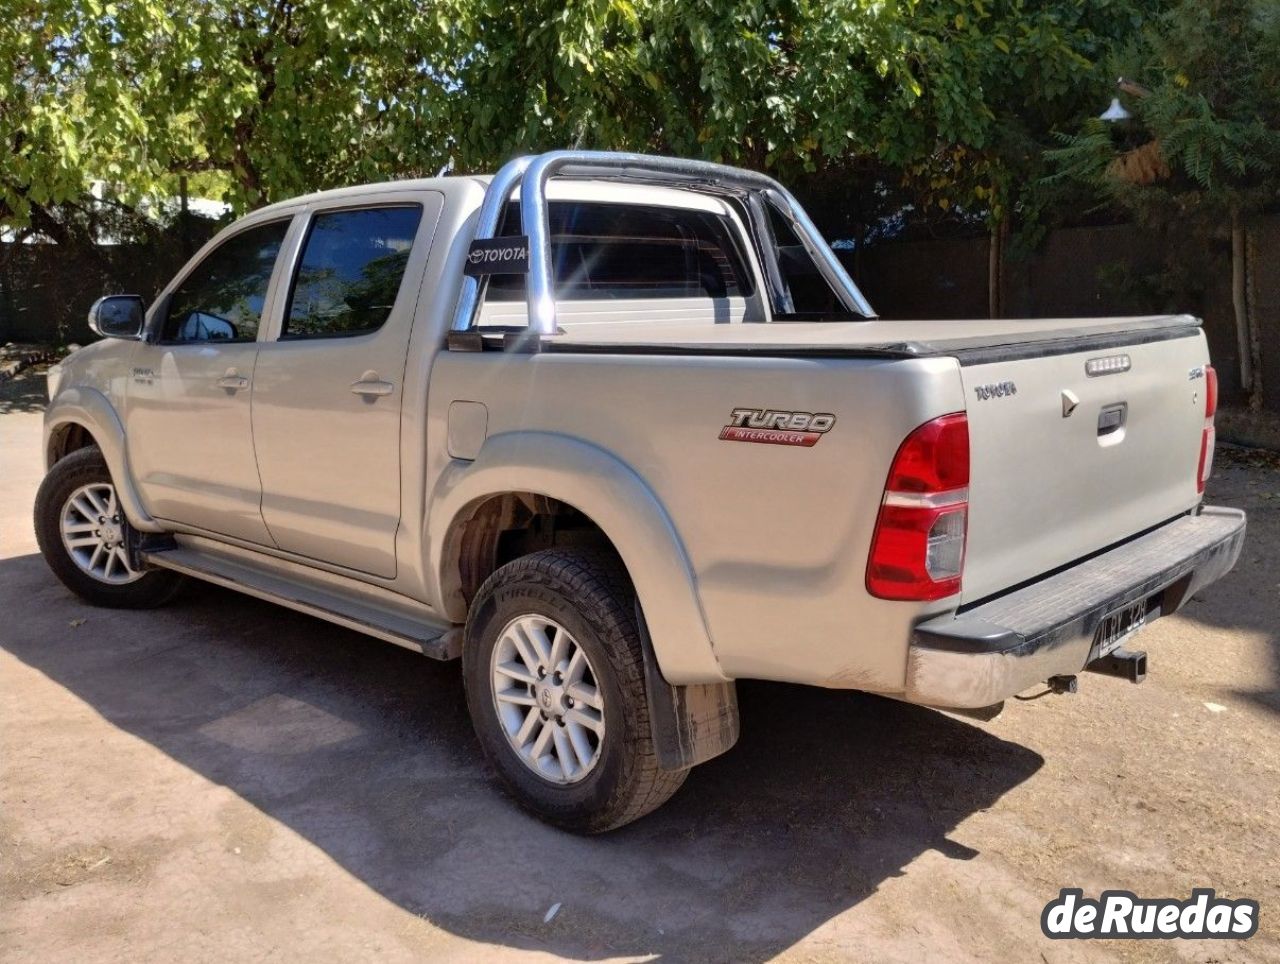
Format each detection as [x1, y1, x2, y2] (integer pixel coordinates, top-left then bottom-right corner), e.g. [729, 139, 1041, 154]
[1, 551, 1043, 961]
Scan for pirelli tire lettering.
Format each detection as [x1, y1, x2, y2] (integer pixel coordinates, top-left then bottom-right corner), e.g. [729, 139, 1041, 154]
[719, 408, 837, 447]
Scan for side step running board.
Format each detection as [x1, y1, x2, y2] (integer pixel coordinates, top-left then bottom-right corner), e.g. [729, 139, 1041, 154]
[143, 546, 461, 660]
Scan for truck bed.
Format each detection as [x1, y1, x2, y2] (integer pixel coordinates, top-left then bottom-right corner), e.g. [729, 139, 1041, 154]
[530, 311, 1210, 604]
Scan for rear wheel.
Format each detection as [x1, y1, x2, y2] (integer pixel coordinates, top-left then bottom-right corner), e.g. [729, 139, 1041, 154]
[34, 447, 183, 608]
[462, 548, 686, 833]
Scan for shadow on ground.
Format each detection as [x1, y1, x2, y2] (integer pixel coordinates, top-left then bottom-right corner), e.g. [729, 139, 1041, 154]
[1, 551, 1042, 961]
[0, 369, 49, 415]
[1176, 445, 1280, 718]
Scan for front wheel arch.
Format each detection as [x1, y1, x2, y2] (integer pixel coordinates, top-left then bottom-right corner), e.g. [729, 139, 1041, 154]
[46, 421, 99, 468]
[44, 387, 163, 533]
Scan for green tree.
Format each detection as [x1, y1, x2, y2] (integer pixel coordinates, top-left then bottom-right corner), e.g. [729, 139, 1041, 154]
[4, 0, 1154, 248]
[1048, 0, 1280, 220]
[446, 1, 1150, 229]
[148, 0, 457, 209]
[1, 0, 456, 239]
[1047, 0, 1280, 404]
[442, 0, 1152, 315]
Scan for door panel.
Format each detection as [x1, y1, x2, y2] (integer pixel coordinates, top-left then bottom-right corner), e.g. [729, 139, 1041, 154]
[127, 218, 292, 543]
[251, 195, 442, 577]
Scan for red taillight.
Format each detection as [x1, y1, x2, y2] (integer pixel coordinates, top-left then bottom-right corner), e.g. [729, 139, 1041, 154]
[883, 412, 970, 493]
[867, 413, 969, 601]
[1197, 365, 1217, 494]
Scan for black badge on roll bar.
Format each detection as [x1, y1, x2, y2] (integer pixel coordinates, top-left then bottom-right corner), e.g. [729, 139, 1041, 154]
[464, 236, 530, 276]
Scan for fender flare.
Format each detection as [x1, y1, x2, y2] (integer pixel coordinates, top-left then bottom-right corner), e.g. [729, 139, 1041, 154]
[427, 431, 726, 684]
[44, 387, 164, 533]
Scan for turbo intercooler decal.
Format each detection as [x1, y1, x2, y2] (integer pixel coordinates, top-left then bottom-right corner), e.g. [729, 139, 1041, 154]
[718, 408, 836, 447]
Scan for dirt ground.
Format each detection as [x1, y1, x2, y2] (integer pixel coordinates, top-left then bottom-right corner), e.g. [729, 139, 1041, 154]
[2, 368, 1278, 963]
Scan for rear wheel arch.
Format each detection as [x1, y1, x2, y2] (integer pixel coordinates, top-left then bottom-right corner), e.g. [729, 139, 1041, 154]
[461, 546, 691, 831]
[454, 524, 741, 797]
[427, 433, 724, 685]
[441, 491, 618, 618]
[434, 479, 722, 686]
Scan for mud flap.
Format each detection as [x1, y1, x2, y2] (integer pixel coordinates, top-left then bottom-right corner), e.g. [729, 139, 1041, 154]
[127, 530, 176, 572]
[636, 603, 740, 771]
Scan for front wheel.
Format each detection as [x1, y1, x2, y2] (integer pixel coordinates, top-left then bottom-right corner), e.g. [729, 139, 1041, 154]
[462, 548, 686, 833]
[34, 447, 184, 608]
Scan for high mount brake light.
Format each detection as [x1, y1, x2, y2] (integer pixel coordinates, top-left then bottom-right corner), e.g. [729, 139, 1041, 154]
[866, 413, 969, 601]
[1197, 365, 1217, 494]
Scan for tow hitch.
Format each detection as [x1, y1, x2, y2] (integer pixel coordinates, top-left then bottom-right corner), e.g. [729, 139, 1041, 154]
[1086, 647, 1148, 684]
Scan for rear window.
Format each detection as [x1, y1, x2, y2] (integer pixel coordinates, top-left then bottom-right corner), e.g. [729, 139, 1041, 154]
[487, 201, 753, 302]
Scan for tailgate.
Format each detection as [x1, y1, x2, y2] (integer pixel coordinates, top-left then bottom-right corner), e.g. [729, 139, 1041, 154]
[959, 328, 1209, 604]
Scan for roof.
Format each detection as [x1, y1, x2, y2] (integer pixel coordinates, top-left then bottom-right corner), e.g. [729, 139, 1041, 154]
[250, 175, 733, 220]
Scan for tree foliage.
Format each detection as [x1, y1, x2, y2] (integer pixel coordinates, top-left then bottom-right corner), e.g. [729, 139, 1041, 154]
[446, 0, 1150, 232]
[2, 0, 455, 237]
[1039, 0, 1280, 322]
[1047, 0, 1280, 223]
[2, 0, 1166, 247]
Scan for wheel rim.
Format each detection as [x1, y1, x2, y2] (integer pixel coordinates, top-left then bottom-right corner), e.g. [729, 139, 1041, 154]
[59, 482, 143, 585]
[490, 614, 605, 785]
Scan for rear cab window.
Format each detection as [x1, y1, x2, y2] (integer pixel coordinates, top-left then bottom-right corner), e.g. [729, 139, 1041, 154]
[283, 205, 424, 339]
[477, 194, 762, 328]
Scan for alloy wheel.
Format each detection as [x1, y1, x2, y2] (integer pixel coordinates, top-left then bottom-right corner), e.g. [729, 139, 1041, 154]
[59, 482, 142, 585]
[489, 614, 605, 784]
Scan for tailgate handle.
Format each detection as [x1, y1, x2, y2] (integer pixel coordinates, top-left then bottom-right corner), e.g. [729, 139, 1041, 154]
[1098, 403, 1127, 437]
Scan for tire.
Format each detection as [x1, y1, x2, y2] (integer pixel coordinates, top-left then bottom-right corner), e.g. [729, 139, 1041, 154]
[462, 548, 687, 833]
[34, 447, 184, 609]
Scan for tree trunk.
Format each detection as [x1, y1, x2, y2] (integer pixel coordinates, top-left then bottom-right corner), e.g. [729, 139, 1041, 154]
[1230, 211, 1260, 409]
[988, 219, 1007, 319]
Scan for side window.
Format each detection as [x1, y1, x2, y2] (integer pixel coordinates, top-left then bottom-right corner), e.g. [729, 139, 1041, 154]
[487, 202, 754, 302]
[283, 206, 423, 339]
[163, 220, 290, 343]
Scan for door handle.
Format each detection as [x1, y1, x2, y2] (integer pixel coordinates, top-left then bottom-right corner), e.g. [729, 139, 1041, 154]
[351, 370, 394, 397]
[216, 369, 250, 391]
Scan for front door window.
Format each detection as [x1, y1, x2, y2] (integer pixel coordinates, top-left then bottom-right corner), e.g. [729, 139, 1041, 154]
[162, 220, 290, 343]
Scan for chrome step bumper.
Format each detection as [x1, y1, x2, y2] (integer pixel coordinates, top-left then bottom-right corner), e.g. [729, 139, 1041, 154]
[906, 507, 1246, 709]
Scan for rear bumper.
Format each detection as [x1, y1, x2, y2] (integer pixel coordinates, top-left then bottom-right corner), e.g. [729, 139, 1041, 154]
[906, 506, 1246, 709]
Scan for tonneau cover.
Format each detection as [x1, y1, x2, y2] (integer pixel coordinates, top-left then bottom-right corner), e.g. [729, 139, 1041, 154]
[533, 314, 1200, 363]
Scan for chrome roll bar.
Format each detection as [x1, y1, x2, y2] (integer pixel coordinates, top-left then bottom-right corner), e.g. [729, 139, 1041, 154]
[450, 150, 875, 335]
[449, 154, 533, 336]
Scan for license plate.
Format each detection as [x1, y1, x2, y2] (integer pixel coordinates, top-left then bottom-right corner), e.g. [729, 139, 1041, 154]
[1095, 599, 1148, 657]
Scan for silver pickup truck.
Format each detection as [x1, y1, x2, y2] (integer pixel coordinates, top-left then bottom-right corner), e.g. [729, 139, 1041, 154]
[37, 151, 1245, 832]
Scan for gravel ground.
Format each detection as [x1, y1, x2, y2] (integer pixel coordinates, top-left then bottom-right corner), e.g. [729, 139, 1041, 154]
[1, 369, 1277, 963]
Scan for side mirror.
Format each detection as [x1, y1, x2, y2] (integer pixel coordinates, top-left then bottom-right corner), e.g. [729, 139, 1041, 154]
[88, 295, 146, 339]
